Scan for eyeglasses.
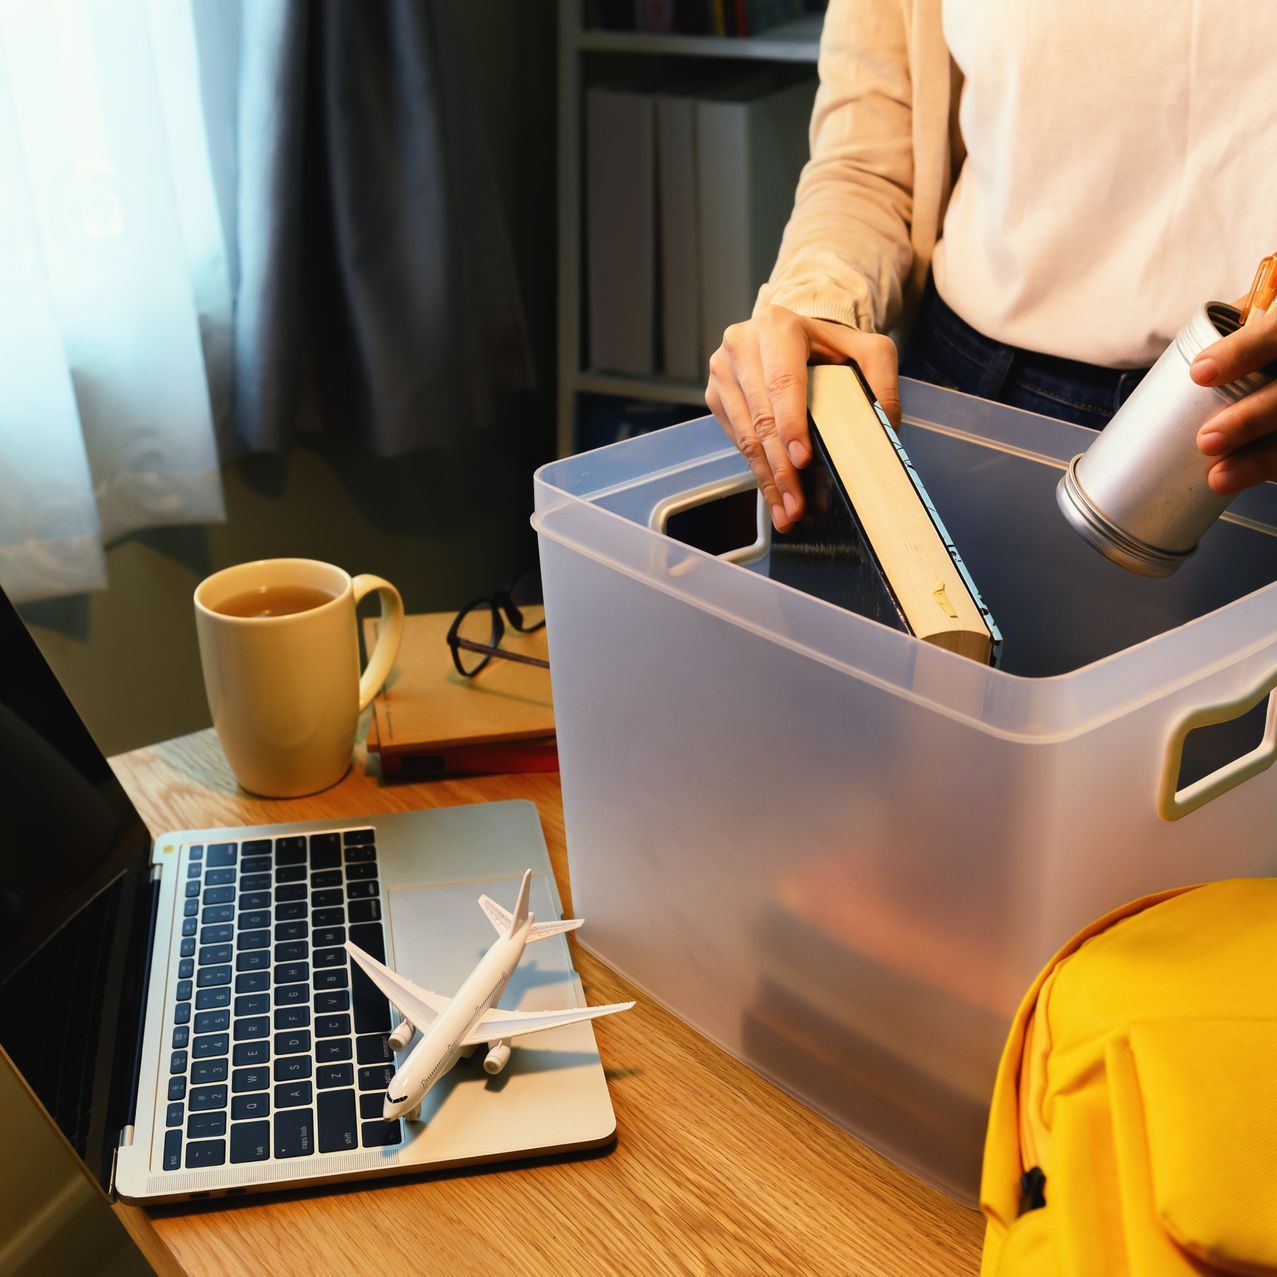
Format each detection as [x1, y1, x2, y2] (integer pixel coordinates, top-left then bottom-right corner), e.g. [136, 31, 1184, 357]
[447, 567, 550, 678]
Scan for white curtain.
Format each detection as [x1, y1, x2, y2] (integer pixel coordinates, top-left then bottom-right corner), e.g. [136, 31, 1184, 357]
[0, 0, 229, 604]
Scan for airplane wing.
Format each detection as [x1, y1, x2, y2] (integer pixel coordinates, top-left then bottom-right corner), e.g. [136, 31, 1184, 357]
[344, 942, 450, 1028]
[460, 1000, 635, 1047]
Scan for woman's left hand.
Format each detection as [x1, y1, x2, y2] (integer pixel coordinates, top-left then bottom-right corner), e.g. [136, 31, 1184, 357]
[1191, 305, 1277, 494]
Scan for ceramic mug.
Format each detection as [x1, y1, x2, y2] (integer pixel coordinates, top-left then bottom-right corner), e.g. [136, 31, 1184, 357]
[194, 558, 404, 797]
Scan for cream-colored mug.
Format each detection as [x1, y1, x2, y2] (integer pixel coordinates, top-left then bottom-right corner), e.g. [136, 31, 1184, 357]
[194, 558, 404, 797]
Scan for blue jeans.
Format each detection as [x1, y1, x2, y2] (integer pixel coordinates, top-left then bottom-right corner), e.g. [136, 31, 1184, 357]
[900, 283, 1150, 430]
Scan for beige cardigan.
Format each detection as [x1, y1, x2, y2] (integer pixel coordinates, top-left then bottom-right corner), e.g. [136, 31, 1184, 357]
[755, 0, 961, 334]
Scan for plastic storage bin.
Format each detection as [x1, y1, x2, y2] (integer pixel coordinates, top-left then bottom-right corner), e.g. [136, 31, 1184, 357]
[532, 379, 1277, 1201]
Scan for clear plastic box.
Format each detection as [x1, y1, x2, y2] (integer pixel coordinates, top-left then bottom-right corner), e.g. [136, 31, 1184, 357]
[531, 378, 1277, 1201]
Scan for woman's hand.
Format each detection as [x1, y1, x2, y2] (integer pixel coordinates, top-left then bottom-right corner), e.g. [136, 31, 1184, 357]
[705, 305, 900, 532]
[1191, 304, 1277, 494]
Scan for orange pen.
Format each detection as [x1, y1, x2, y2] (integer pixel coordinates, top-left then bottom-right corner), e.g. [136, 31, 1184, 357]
[1241, 252, 1277, 325]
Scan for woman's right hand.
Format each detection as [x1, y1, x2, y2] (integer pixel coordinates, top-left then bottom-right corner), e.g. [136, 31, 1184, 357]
[705, 305, 900, 532]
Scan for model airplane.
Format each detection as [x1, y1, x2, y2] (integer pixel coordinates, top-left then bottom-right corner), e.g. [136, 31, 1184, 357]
[345, 870, 634, 1122]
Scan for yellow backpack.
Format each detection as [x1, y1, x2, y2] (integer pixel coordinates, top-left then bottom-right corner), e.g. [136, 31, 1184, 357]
[980, 878, 1277, 1276]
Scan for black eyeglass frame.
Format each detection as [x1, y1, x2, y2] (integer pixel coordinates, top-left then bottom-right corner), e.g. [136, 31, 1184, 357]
[446, 571, 550, 679]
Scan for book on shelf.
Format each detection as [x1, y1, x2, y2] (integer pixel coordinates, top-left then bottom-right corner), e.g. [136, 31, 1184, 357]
[769, 363, 1002, 665]
[363, 610, 555, 778]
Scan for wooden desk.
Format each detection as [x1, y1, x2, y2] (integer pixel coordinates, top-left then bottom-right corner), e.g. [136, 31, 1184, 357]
[110, 730, 983, 1277]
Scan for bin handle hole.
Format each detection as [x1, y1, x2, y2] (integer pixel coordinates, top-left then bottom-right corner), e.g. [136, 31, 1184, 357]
[1159, 665, 1277, 821]
[653, 479, 769, 565]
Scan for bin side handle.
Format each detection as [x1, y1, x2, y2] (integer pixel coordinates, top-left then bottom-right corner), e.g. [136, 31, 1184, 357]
[1158, 665, 1277, 821]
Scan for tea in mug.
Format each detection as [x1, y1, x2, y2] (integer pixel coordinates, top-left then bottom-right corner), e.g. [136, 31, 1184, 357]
[214, 584, 338, 619]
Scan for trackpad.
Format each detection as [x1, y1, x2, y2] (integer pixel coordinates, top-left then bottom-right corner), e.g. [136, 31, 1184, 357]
[382, 874, 609, 1154]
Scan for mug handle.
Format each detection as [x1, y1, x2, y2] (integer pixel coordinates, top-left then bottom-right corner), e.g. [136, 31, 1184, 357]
[352, 575, 405, 712]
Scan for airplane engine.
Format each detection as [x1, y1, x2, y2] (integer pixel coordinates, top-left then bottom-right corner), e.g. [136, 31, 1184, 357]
[388, 1018, 415, 1053]
[483, 1040, 512, 1075]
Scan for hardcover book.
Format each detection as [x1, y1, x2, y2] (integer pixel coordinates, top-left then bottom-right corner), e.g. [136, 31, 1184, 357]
[769, 363, 1001, 664]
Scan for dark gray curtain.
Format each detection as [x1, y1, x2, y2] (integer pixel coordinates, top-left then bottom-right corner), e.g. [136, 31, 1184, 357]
[233, 1, 534, 457]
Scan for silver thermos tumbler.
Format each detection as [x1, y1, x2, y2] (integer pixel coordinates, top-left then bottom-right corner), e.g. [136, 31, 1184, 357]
[1057, 302, 1275, 576]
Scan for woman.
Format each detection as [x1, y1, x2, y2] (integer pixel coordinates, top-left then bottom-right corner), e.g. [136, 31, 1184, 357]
[707, 0, 1277, 532]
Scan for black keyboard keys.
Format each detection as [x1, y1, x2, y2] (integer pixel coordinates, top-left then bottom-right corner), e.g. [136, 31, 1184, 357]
[230, 1120, 271, 1163]
[274, 1108, 314, 1158]
[349, 923, 391, 1032]
[162, 1129, 182, 1171]
[317, 1089, 358, 1153]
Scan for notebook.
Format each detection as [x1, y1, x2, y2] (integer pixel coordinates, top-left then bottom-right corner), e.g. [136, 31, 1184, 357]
[0, 584, 617, 1204]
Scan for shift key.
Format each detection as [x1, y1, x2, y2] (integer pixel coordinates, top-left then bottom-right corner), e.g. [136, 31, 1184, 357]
[317, 1089, 359, 1153]
[274, 1107, 314, 1158]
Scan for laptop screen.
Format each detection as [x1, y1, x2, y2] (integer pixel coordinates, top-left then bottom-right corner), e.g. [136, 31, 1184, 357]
[0, 587, 155, 1192]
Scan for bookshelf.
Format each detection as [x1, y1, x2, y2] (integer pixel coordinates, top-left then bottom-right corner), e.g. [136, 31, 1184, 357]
[556, 0, 824, 456]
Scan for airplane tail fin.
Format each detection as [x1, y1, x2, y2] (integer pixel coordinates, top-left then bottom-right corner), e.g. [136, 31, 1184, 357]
[480, 871, 578, 941]
[508, 869, 532, 938]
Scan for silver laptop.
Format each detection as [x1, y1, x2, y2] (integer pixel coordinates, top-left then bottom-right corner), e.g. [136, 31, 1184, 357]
[0, 586, 618, 1204]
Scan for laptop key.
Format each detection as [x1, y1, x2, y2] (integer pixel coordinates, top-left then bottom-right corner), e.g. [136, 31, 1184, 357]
[347, 899, 382, 925]
[275, 883, 306, 903]
[168, 1077, 187, 1101]
[176, 979, 193, 1002]
[166, 1102, 184, 1127]
[184, 880, 200, 899]
[316, 1038, 352, 1063]
[275, 864, 306, 884]
[169, 1051, 187, 1074]
[195, 1009, 230, 1034]
[205, 866, 236, 886]
[162, 1129, 182, 1171]
[276, 962, 309, 986]
[311, 889, 343, 909]
[356, 1034, 391, 1065]
[275, 1006, 310, 1031]
[200, 924, 232, 945]
[187, 1112, 226, 1139]
[179, 938, 195, 959]
[349, 925, 390, 1032]
[233, 1066, 271, 1093]
[206, 843, 237, 867]
[178, 959, 194, 980]
[198, 945, 232, 966]
[234, 1017, 270, 1042]
[346, 880, 379, 900]
[317, 1064, 354, 1089]
[318, 1089, 358, 1153]
[275, 1081, 313, 1109]
[318, 1014, 353, 1040]
[172, 1026, 190, 1049]
[358, 1065, 393, 1091]
[343, 828, 374, 845]
[185, 1139, 226, 1169]
[202, 905, 234, 925]
[275, 920, 307, 942]
[240, 909, 271, 931]
[235, 971, 270, 995]
[196, 966, 231, 988]
[274, 1055, 313, 1083]
[276, 836, 307, 863]
[236, 950, 270, 972]
[233, 1041, 270, 1067]
[273, 1107, 314, 1158]
[315, 990, 350, 1014]
[234, 993, 269, 1018]
[275, 941, 308, 964]
[241, 873, 272, 892]
[191, 1058, 228, 1085]
[309, 832, 341, 868]
[230, 1120, 271, 1163]
[181, 917, 197, 937]
[276, 983, 307, 1006]
[203, 886, 235, 906]
[189, 845, 205, 860]
[311, 869, 342, 890]
[314, 947, 345, 970]
[195, 987, 231, 1010]
[361, 1120, 401, 1148]
[189, 1084, 228, 1111]
[192, 1033, 229, 1059]
[312, 926, 346, 949]
[231, 1093, 269, 1121]
[241, 855, 271, 875]
[345, 844, 377, 863]
[187, 862, 202, 880]
[237, 929, 270, 951]
[240, 891, 272, 910]
[314, 967, 349, 992]
[358, 1093, 384, 1120]
[242, 838, 271, 859]
[313, 907, 344, 929]
[276, 901, 308, 922]
[345, 862, 377, 881]
[183, 898, 199, 917]
[174, 1001, 191, 1026]
[275, 1030, 311, 1056]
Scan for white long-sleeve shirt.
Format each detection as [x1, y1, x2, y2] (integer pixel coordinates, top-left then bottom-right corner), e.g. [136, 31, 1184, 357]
[758, 0, 1277, 368]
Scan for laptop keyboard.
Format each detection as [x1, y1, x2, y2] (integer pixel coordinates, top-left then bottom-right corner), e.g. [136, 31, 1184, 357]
[160, 828, 404, 1172]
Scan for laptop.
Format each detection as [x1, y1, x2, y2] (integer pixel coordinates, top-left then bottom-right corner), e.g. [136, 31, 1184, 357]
[0, 585, 619, 1204]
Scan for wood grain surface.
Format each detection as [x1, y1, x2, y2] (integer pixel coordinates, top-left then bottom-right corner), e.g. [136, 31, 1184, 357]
[109, 730, 984, 1277]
